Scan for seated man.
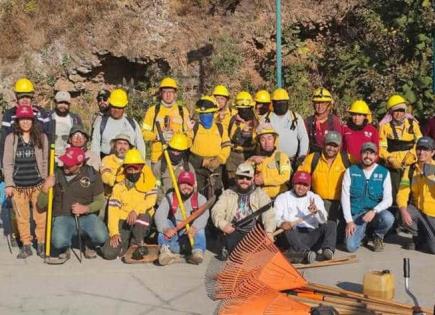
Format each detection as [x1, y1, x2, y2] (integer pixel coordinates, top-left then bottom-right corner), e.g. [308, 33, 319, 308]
[152, 132, 195, 202]
[275, 171, 336, 264]
[211, 162, 275, 255]
[101, 149, 157, 260]
[397, 137, 435, 253]
[155, 171, 208, 265]
[341, 142, 394, 253]
[38, 147, 108, 263]
[247, 123, 291, 199]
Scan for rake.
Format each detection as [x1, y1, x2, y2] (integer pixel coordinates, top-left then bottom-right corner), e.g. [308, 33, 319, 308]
[213, 224, 306, 300]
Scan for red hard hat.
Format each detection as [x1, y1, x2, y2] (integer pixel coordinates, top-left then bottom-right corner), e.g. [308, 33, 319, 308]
[15, 105, 34, 119]
[292, 171, 312, 186]
[178, 171, 195, 186]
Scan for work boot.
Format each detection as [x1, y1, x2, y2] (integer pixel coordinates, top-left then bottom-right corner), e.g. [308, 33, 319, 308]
[304, 250, 316, 264]
[17, 245, 33, 259]
[84, 245, 97, 259]
[46, 249, 71, 265]
[285, 250, 306, 264]
[37, 243, 45, 258]
[372, 236, 384, 252]
[158, 246, 182, 266]
[187, 250, 204, 265]
[321, 248, 334, 261]
[132, 245, 149, 260]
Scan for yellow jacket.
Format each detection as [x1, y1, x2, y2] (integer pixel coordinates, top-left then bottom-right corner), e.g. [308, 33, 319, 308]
[379, 119, 422, 167]
[142, 103, 192, 163]
[215, 107, 236, 131]
[100, 154, 124, 187]
[397, 162, 435, 216]
[254, 151, 291, 198]
[298, 152, 348, 200]
[228, 117, 256, 152]
[107, 165, 157, 237]
[190, 123, 231, 163]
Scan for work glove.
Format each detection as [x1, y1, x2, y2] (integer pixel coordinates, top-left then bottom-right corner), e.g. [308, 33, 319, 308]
[387, 157, 402, 170]
[401, 151, 416, 167]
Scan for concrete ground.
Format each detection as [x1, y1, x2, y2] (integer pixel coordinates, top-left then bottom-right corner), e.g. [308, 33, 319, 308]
[0, 233, 434, 315]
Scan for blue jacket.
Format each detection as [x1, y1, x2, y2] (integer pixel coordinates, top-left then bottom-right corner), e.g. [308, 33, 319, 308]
[349, 164, 388, 216]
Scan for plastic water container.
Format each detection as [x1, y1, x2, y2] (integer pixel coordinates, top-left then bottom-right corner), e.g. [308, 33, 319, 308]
[363, 270, 395, 300]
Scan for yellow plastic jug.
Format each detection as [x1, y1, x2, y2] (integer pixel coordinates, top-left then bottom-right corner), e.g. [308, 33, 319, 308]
[363, 270, 395, 300]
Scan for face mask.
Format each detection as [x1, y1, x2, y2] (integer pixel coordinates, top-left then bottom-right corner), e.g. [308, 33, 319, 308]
[238, 108, 255, 121]
[257, 105, 269, 116]
[199, 113, 214, 129]
[273, 101, 288, 116]
[126, 172, 141, 183]
[169, 150, 184, 165]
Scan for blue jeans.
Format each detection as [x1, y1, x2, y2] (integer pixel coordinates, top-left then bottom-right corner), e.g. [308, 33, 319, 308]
[157, 220, 206, 254]
[51, 214, 108, 252]
[345, 210, 394, 253]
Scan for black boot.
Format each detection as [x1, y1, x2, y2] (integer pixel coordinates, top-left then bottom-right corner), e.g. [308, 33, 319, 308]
[17, 245, 33, 259]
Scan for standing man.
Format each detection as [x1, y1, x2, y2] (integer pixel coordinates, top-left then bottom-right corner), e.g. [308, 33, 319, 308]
[211, 162, 275, 254]
[51, 91, 83, 157]
[424, 116, 435, 140]
[102, 149, 157, 260]
[341, 142, 394, 253]
[379, 94, 422, 202]
[275, 171, 336, 264]
[212, 84, 233, 131]
[189, 96, 231, 198]
[64, 125, 100, 171]
[298, 131, 350, 223]
[90, 89, 111, 131]
[225, 91, 257, 187]
[254, 90, 271, 120]
[91, 88, 145, 159]
[156, 171, 208, 265]
[248, 123, 291, 199]
[342, 100, 379, 163]
[397, 137, 435, 253]
[305, 88, 342, 153]
[38, 147, 108, 263]
[142, 77, 191, 164]
[263, 88, 309, 166]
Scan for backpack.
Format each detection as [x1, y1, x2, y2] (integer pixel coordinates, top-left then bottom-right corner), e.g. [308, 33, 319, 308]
[390, 118, 415, 140]
[100, 115, 136, 145]
[310, 151, 351, 174]
[265, 110, 298, 130]
[152, 103, 185, 132]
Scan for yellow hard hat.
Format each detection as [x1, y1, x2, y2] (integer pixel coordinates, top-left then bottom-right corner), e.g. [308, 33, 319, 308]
[108, 88, 128, 108]
[14, 78, 34, 94]
[256, 122, 278, 137]
[159, 77, 178, 90]
[195, 95, 219, 113]
[312, 87, 333, 103]
[235, 91, 254, 108]
[255, 90, 271, 103]
[123, 149, 145, 165]
[168, 132, 191, 151]
[271, 88, 289, 101]
[387, 94, 406, 110]
[212, 85, 230, 97]
[349, 100, 370, 115]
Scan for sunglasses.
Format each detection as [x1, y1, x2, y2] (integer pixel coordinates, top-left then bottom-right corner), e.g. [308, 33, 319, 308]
[236, 175, 252, 181]
[392, 108, 406, 113]
[97, 96, 108, 101]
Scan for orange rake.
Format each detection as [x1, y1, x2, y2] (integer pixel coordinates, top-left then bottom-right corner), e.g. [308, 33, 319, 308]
[214, 225, 307, 299]
[217, 289, 311, 315]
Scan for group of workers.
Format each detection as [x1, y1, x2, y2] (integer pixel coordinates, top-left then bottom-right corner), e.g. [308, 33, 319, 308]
[0, 76, 434, 265]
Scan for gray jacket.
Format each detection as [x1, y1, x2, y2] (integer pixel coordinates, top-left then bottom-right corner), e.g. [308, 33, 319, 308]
[3, 133, 48, 187]
[211, 186, 276, 233]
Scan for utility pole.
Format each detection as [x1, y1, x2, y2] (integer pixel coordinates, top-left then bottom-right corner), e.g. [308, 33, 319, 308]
[276, 0, 282, 88]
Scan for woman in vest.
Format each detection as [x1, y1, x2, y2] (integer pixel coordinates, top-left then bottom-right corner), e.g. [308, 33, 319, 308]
[3, 105, 48, 259]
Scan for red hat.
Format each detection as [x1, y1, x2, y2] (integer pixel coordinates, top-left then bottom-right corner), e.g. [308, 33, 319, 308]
[178, 171, 195, 186]
[16, 105, 34, 119]
[292, 171, 312, 186]
[59, 147, 85, 167]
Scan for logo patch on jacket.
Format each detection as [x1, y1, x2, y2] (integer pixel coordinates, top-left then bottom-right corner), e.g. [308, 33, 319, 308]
[80, 177, 91, 188]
